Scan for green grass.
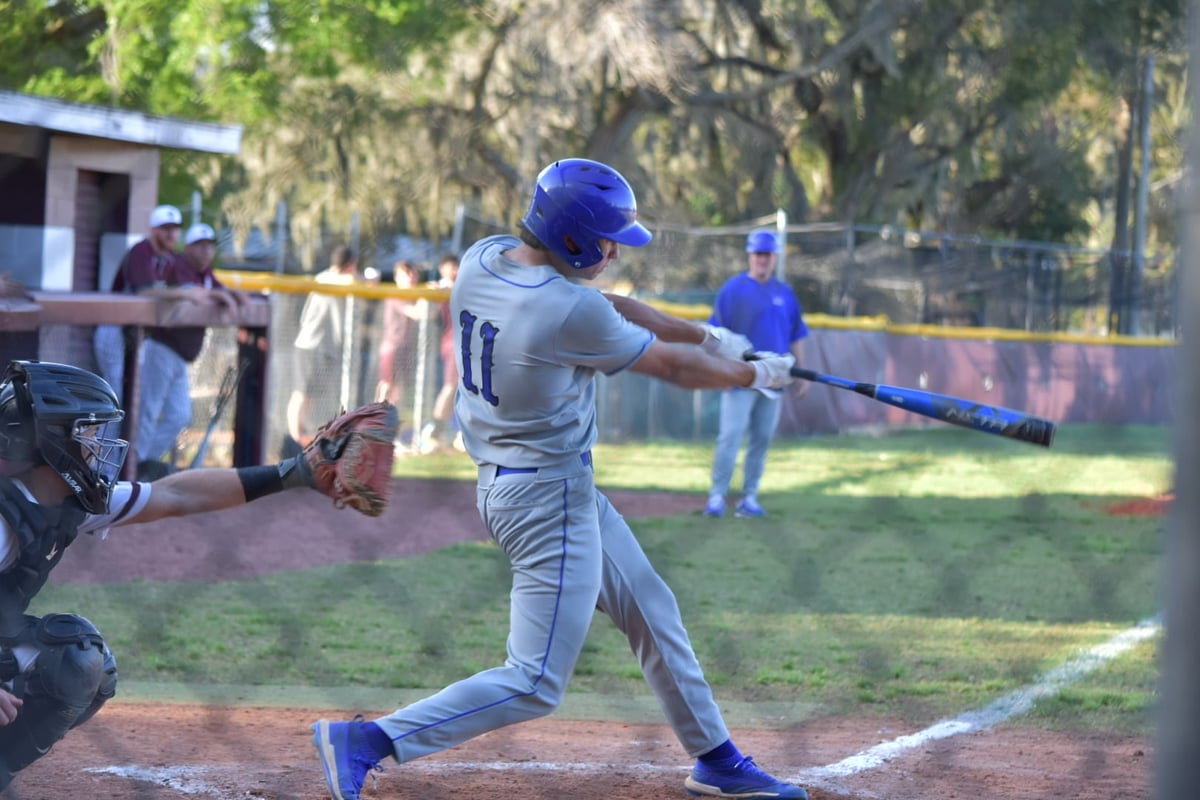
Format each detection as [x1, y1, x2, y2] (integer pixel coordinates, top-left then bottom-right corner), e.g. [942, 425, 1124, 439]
[34, 424, 1169, 734]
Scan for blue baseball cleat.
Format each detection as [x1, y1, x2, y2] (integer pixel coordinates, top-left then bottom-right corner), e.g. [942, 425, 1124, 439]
[312, 717, 383, 800]
[685, 755, 809, 798]
[734, 497, 767, 518]
[704, 495, 726, 517]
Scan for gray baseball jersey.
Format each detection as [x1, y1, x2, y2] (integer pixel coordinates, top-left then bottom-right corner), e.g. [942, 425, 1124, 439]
[371, 234, 731, 762]
[451, 235, 652, 467]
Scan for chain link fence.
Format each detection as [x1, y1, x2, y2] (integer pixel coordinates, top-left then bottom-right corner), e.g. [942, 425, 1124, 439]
[25, 207, 1165, 468]
[615, 221, 1178, 337]
[253, 290, 444, 463]
[169, 285, 1172, 470]
[218, 205, 1178, 339]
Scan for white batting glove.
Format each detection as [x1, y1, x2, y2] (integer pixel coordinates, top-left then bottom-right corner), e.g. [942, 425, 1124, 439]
[748, 352, 796, 390]
[701, 325, 754, 361]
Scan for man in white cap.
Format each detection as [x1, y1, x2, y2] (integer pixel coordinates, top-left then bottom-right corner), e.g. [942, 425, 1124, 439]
[93, 204, 183, 405]
[130, 222, 245, 479]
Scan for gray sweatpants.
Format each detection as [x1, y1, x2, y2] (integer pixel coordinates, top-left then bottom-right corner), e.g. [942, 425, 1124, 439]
[136, 339, 192, 462]
[373, 457, 729, 762]
[710, 388, 784, 500]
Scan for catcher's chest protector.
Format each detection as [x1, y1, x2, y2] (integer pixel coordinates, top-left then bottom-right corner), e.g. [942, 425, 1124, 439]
[0, 479, 86, 637]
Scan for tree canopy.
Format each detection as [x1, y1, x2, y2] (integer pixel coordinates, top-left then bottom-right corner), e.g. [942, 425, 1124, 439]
[0, 0, 1186, 268]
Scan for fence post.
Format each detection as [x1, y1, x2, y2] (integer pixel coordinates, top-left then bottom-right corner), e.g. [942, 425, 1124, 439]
[839, 223, 857, 316]
[1156, 7, 1199, 795]
[775, 208, 788, 280]
[274, 201, 287, 274]
[340, 295, 355, 411]
[1025, 257, 1035, 331]
[452, 203, 467, 257]
[411, 304, 432, 450]
[1130, 53, 1155, 336]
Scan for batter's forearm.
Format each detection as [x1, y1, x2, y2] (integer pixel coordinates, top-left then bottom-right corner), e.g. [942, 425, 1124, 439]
[631, 343, 756, 389]
[604, 293, 705, 345]
[682, 352, 757, 389]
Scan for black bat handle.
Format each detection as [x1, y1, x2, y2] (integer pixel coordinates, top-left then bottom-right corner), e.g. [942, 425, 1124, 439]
[790, 366, 877, 397]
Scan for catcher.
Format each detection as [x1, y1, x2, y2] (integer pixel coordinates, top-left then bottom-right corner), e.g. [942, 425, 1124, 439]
[0, 359, 397, 789]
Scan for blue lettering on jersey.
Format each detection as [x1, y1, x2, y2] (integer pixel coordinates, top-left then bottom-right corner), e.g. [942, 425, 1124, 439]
[459, 309, 500, 407]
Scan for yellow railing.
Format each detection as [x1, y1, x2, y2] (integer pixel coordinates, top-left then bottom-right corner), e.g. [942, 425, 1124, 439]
[214, 269, 1176, 348]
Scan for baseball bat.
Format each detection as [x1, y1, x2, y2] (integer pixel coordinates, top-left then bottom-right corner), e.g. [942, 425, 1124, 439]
[789, 366, 1056, 447]
[189, 359, 249, 469]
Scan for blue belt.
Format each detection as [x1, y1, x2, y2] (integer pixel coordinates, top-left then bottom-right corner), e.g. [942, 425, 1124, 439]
[496, 451, 592, 476]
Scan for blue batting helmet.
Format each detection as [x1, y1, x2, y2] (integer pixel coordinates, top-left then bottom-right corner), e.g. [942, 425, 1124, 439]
[522, 158, 652, 269]
[745, 229, 780, 254]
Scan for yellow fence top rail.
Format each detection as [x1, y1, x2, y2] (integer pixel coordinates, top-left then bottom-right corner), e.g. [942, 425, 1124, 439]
[215, 269, 1175, 348]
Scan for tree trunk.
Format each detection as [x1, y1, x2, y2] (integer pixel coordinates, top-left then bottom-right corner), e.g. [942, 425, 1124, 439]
[1108, 92, 1135, 334]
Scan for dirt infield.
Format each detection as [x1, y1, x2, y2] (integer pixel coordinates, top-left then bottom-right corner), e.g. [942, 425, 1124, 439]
[13, 705, 1150, 800]
[12, 479, 1153, 800]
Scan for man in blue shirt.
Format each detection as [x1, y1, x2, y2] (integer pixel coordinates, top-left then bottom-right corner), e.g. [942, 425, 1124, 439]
[705, 229, 809, 517]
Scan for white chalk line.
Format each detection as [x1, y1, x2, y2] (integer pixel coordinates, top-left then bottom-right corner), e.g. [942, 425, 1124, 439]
[803, 614, 1161, 782]
[87, 615, 1160, 798]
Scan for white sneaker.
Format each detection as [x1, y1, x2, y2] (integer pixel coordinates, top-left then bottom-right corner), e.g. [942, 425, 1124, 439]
[418, 423, 437, 454]
[735, 497, 767, 518]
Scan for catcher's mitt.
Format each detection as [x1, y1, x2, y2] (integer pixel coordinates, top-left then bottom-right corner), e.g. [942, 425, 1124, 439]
[303, 401, 399, 516]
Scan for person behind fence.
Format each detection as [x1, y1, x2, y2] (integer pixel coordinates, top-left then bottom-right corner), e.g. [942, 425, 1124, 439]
[375, 259, 424, 422]
[286, 245, 362, 452]
[132, 223, 246, 480]
[0, 359, 392, 791]
[93, 204, 183, 405]
[704, 229, 809, 519]
[419, 252, 463, 452]
[310, 157, 808, 800]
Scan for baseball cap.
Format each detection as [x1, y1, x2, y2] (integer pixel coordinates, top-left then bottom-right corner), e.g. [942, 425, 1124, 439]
[745, 229, 780, 254]
[185, 223, 216, 246]
[149, 205, 183, 229]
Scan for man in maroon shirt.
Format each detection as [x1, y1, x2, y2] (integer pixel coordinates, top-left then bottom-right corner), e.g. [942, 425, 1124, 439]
[133, 223, 244, 479]
[93, 204, 183, 404]
[111, 205, 184, 293]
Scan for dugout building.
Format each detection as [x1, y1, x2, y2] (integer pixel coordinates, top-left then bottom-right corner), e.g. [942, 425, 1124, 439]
[0, 88, 242, 367]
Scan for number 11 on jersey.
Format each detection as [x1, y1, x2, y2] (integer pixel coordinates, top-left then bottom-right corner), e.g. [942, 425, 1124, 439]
[458, 309, 500, 406]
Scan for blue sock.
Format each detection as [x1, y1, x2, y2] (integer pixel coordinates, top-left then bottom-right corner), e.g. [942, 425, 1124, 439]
[363, 721, 394, 760]
[698, 739, 744, 768]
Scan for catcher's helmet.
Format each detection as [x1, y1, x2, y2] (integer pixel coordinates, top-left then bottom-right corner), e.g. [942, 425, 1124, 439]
[745, 229, 780, 254]
[522, 158, 652, 269]
[0, 361, 127, 513]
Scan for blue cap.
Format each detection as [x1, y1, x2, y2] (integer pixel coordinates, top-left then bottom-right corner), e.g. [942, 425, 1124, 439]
[745, 229, 779, 254]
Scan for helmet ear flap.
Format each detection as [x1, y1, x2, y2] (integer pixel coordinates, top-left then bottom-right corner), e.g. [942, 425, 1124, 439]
[560, 234, 584, 257]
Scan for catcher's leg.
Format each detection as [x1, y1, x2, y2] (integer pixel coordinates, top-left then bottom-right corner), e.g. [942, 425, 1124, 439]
[0, 613, 118, 787]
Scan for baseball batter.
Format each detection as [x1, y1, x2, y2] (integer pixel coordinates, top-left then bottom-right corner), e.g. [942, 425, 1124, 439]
[312, 158, 805, 799]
